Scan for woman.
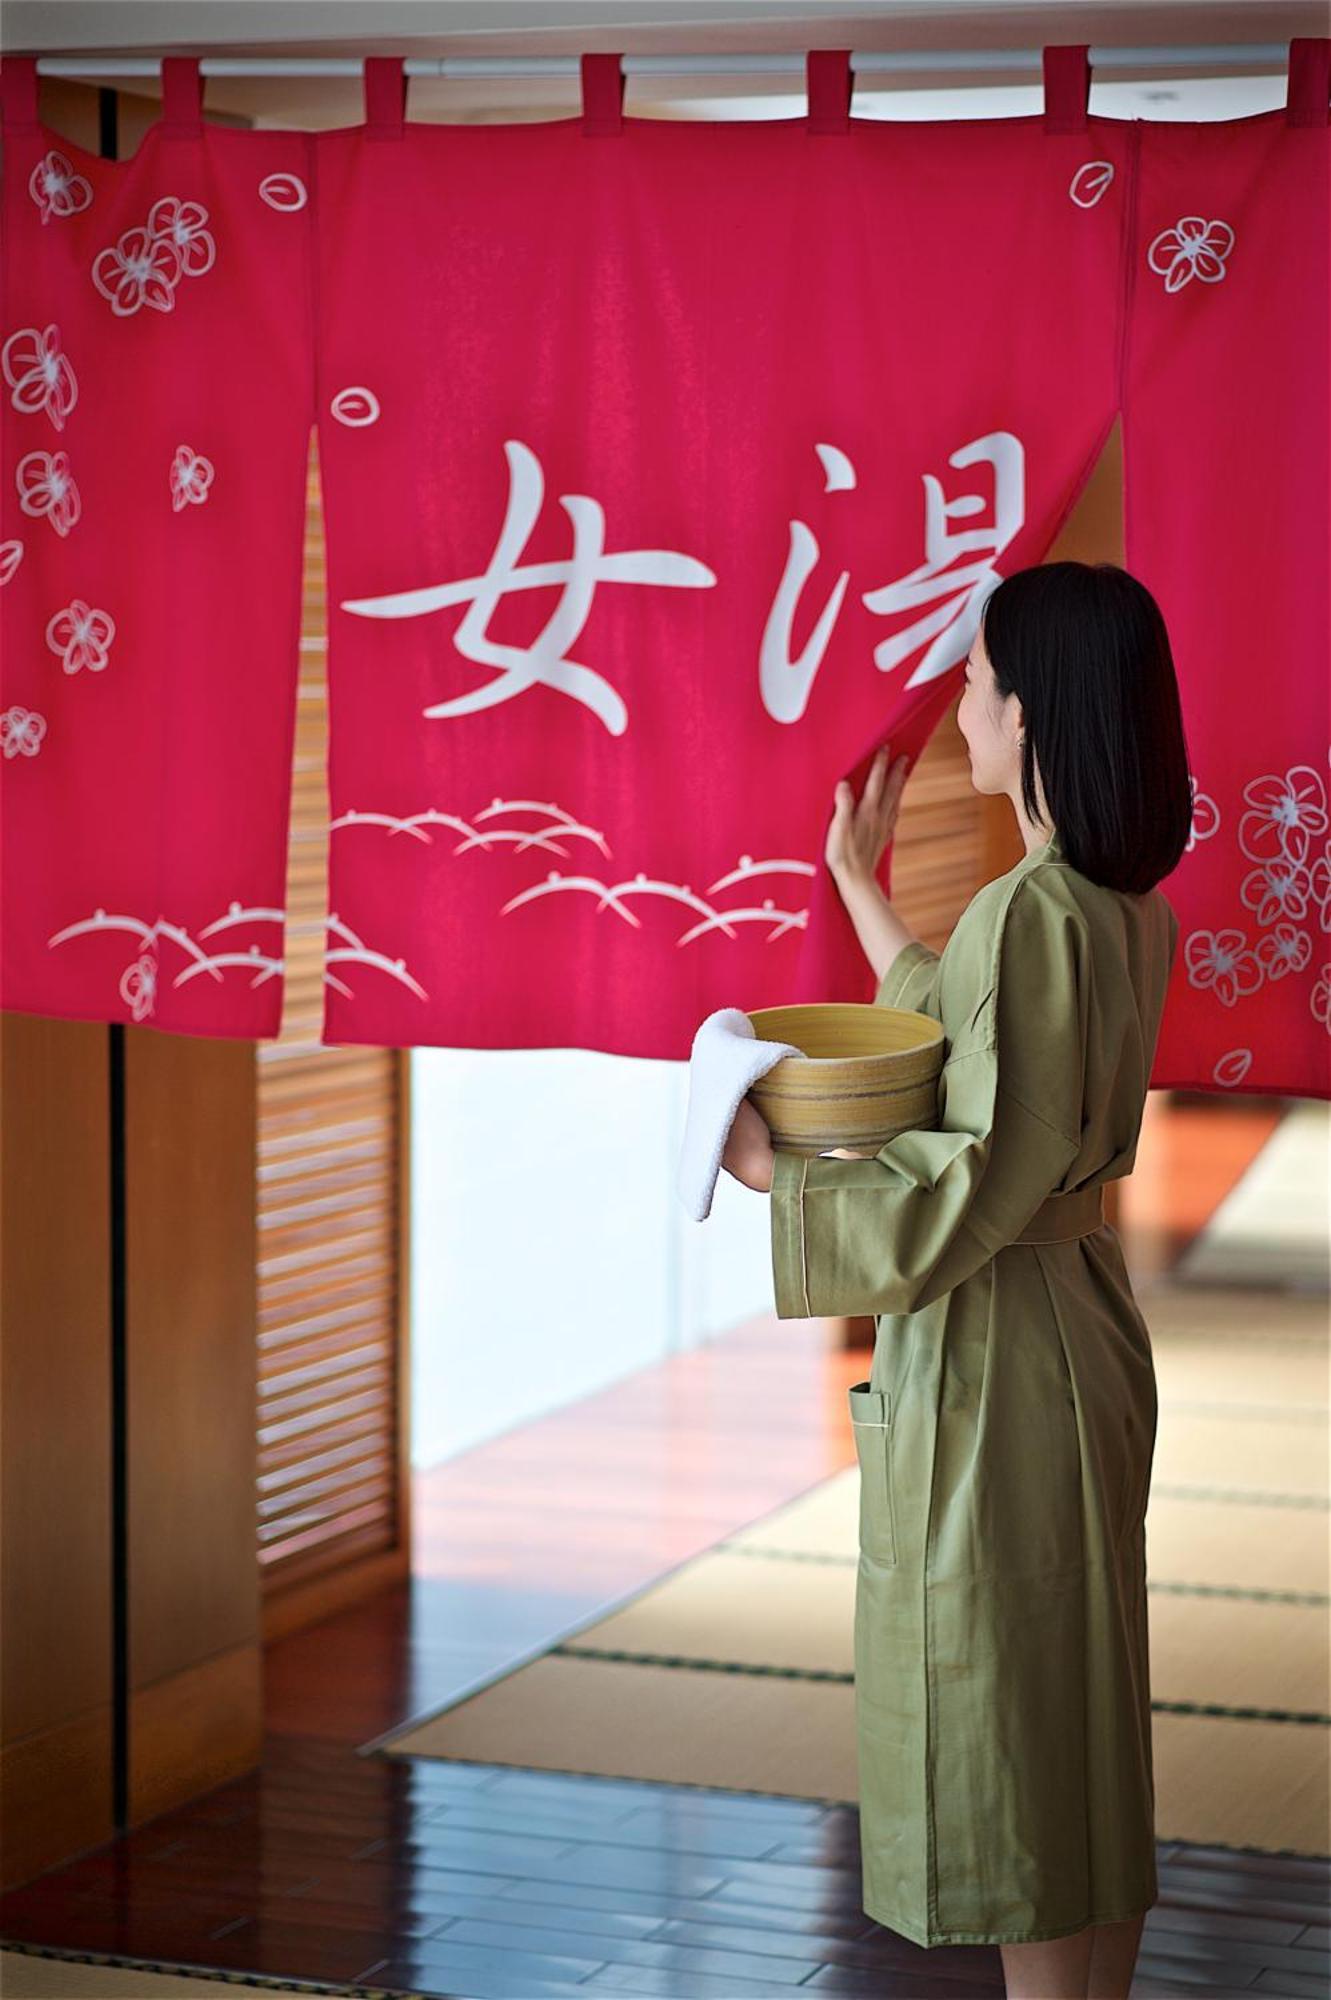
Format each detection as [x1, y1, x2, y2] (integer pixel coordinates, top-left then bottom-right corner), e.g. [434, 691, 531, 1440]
[722, 561, 1192, 2000]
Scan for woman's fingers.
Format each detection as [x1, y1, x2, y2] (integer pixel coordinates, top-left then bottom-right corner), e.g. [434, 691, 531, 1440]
[852, 746, 891, 819]
[835, 744, 908, 830]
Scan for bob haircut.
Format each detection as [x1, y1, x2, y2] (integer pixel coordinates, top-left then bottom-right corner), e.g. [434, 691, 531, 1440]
[978, 560, 1194, 896]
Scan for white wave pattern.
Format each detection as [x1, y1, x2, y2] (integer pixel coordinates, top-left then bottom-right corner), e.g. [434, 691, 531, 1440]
[332, 795, 814, 949]
[29, 150, 94, 226]
[314, 914, 429, 1001]
[91, 197, 216, 317]
[3, 324, 78, 430]
[1182, 760, 1331, 1053]
[46, 903, 428, 1016]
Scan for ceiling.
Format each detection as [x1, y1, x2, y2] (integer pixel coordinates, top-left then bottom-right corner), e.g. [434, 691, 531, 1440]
[2, 0, 1316, 127]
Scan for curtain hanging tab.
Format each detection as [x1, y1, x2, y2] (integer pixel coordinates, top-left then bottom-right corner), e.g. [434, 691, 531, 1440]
[581, 52, 624, 136]
[363, 56, 407, 141]
[159, 55, 203, 138]
[807, 50, 852, 136]
[1042, 45, 1091, 134]
[1, 53, 41, 131]
[1286, 37, 1330, 127]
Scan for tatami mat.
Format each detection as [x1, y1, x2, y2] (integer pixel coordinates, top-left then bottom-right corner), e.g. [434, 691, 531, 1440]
[382, 1279, 1330, 1859]
[1172, 1100, 1330, 1291]
[0, 1949, 368, 1999]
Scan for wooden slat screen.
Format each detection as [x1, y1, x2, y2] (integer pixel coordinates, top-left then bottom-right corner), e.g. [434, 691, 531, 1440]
[888, 693, 1000, 951]
[254, 428, 406, 1605]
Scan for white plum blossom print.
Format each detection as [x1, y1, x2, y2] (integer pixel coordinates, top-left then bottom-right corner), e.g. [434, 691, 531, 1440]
[1212, 1049, 1254, 1088]
[1, 707, 47, 758]
[1184, 926, 1264, 1008]
[3, 324, 78, 431]
[170, 446, 215, 511]
[1185, 755, 1331, 1051]
[0, 540, 23, 586]
[1239, 764, 1327, 870]
[16, 450, 81, 537]
[1239, 851, 1314, 929]
[1253, 922, 1314, 982]
[1309, 840, 1331, 933]
[92, 224, 183, 316]
[147, 197, 217, 279]
[119, 952, 158, 1021]
[91, 197, 215, 317]
[46, 598, 115, 674]
[1069, 161, 1114, 208]
[1186, 773, 1220, 851]
[258, 173, 308, 213]
[1147, 215, 1234, 293]
[29, 149, 94, 225]
[1312, 966, 1331, 1034]
[330, 386, 380, 427]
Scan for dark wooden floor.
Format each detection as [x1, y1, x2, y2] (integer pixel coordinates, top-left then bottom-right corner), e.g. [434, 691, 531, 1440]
[3, 1093, 1328, 2000]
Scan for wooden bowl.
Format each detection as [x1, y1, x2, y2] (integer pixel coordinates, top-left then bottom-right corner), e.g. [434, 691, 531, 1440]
[744, 1003, 944, 1158]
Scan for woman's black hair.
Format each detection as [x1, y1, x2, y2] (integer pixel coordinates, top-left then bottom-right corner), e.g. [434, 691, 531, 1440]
[978, 560, 1193, 895]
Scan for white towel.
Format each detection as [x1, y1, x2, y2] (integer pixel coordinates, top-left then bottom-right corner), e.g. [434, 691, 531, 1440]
[677, 1007, 806, 1222]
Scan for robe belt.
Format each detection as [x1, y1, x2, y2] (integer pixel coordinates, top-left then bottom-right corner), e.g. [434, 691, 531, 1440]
[1013, 1183, 1105, 1243]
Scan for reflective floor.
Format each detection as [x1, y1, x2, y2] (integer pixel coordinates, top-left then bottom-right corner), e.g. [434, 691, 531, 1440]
[2, 1091, 1326, 2000]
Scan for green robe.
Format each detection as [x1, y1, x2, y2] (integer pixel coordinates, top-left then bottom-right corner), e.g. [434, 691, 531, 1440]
[769, 827, 1179, 1947]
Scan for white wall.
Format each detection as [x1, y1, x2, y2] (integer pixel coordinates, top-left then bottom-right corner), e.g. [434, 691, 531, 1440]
[410, 1045, 775, 1467]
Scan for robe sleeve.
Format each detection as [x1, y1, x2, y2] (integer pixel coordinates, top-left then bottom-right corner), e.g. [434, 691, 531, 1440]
[873, 936, 942, 1019]
[770, 871, 1087, 1319]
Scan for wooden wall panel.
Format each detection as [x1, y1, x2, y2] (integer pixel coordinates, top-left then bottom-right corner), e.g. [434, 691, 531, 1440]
[0, 1014, 114, 1886]
[124, 1027, 263, 1818]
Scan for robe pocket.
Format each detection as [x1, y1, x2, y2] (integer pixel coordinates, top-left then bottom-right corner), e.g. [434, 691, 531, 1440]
[848, 1381, 897, 1566]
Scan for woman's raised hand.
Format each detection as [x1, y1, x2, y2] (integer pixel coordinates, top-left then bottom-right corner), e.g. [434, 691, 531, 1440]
[824, 742, 912, 885]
